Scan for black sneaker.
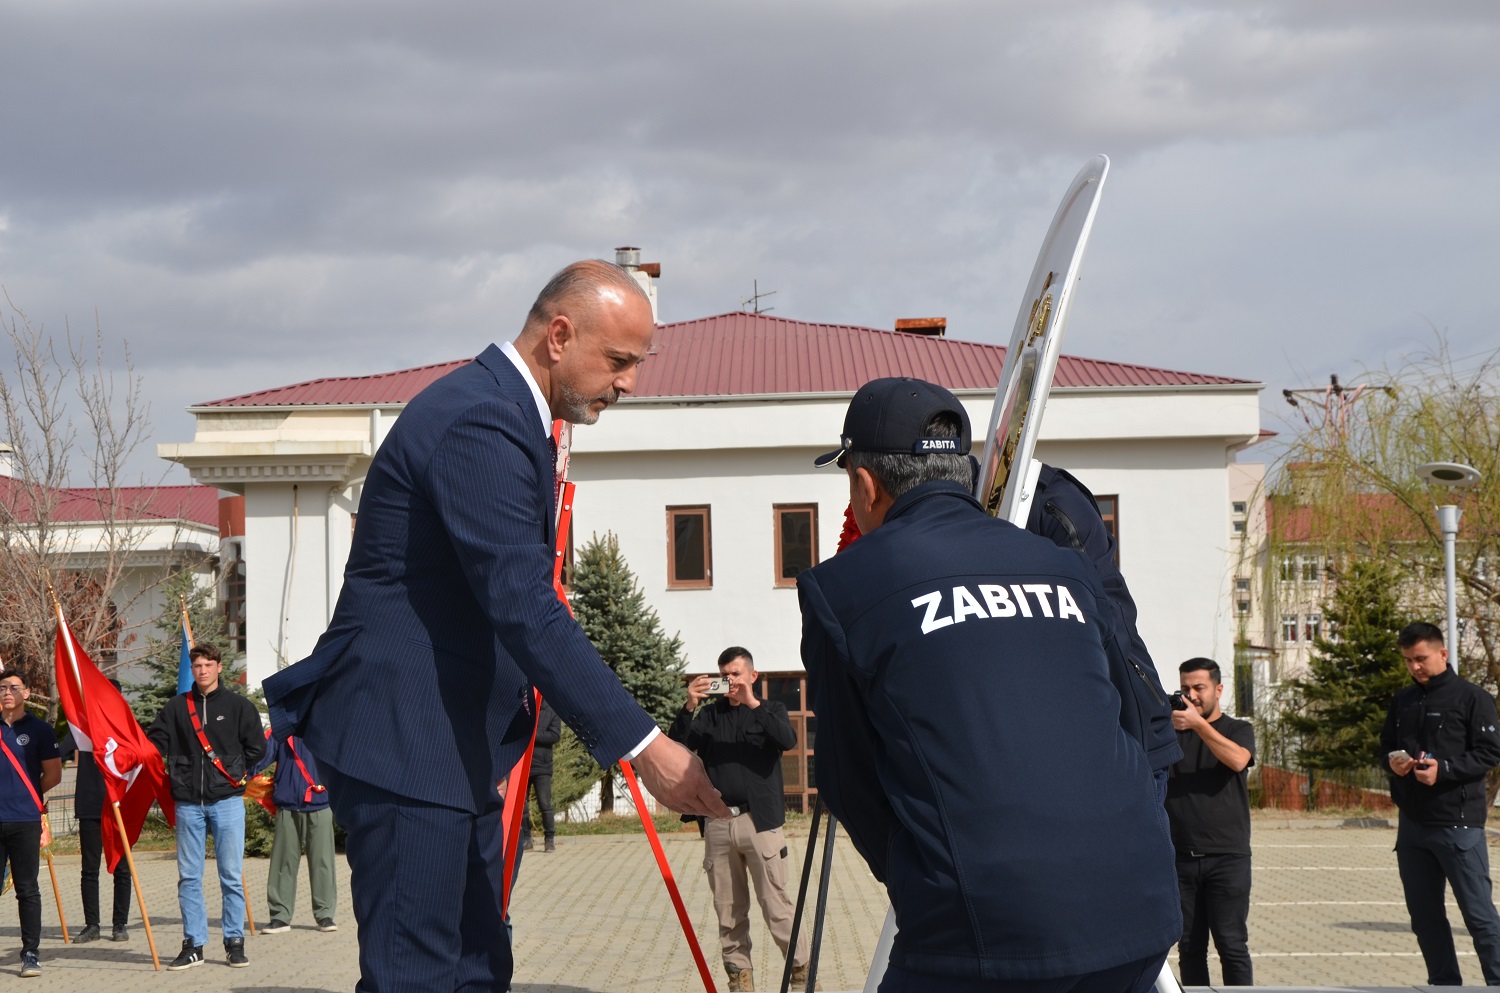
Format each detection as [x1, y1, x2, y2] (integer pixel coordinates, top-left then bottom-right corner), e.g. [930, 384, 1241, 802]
[19, 951, 40, 978]
[110, 925, 129, 942]
[75, 923, 102, 943]
[225, 937, 249, 968]
[261, 919, 291, 934]
[166, 939, 204, 971]
[315, 918, 338, 932]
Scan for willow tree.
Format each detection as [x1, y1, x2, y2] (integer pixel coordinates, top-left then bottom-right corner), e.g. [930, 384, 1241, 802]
[1267, 340, 1500, 697]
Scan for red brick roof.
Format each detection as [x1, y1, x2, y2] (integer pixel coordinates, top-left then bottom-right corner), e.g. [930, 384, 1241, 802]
[196, 312, 1254, 408]
[0, 480, 220, 528]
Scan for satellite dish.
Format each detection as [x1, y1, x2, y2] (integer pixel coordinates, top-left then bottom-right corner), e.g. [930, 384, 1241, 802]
[1416, 462, 1482, 489]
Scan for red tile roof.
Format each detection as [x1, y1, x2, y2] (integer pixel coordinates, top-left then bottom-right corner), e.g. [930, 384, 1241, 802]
[0, 480, 220, 528]
[196, 312, 1254, 408]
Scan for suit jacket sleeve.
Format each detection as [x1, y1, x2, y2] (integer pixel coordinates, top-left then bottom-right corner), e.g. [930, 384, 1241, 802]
[799, 571, 896, 883]
[422, 397, 656, 765]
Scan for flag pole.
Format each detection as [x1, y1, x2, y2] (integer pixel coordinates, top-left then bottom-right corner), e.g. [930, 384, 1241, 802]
[53, 593, 159, 968]
[112, 802, 160, 969]
[40, 814, 69, 943]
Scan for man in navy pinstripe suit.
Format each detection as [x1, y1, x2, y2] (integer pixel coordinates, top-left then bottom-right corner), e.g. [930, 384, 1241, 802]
[265, 260, 729, 993]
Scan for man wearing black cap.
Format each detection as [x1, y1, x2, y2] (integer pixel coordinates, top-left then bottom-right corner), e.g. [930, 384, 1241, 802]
[798, 377, 1179, 993]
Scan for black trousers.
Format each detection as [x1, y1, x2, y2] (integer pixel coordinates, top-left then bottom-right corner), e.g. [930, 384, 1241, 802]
[1176, 852, 1253, 986]
[0, 820, 43, 954]
[78, 816, 133, 928]
[1396, 817, 1500, 985]
[526, 772, 555, 841]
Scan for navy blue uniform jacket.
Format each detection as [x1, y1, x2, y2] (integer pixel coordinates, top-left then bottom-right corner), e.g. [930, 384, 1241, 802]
[264, 345, 657, 814]
[1027, 465, 1180, 774]
[798, 481, 1180, 981]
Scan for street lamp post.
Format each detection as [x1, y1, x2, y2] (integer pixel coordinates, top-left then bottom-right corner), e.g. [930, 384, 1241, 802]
[1416, 462, 1482, 666]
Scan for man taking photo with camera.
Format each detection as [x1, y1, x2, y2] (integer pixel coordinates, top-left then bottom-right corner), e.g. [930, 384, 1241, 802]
[1166, 657, 1255, 987]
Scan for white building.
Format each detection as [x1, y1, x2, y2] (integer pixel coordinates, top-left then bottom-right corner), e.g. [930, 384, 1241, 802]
[160, 271, 1263, 810]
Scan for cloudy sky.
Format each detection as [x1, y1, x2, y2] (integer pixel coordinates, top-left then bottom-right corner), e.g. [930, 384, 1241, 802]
[2, 0, 1496, 484]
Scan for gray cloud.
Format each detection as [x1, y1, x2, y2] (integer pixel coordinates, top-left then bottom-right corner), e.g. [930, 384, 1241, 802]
[1, 0, 1497, 480]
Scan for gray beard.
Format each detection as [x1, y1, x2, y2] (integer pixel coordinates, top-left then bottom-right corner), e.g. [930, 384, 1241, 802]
[559, 383, 616, 425]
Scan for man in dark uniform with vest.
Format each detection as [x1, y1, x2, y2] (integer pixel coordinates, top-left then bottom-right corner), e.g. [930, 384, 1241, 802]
[798, 377, 1179, 993]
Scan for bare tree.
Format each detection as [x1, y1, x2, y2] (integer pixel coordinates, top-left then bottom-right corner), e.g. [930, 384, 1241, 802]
[0, 291, 195, 714]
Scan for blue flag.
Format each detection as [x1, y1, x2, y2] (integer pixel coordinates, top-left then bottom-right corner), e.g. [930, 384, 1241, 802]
[176, 619, 193, 696]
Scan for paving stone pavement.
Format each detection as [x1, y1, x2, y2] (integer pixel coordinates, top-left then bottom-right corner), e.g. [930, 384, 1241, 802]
[1, 817, 1496, 991]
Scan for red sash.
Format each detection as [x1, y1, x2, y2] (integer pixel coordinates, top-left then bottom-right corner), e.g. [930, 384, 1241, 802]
[260, 727, 327, 805]
[0, 733, 45, 814]
[184, 691, 246, 788]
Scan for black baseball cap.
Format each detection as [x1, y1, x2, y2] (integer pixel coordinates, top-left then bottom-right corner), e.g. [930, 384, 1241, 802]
[814, 377, 972, 468]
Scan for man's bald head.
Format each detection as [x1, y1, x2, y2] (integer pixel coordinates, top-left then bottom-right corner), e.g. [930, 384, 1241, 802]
[523, 260, 652, 335]
[514, 259, 657, 425]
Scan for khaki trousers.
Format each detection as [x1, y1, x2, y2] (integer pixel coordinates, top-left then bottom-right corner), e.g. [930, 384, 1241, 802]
[266, 807, 338, 923]
[703, 812, 809, 972]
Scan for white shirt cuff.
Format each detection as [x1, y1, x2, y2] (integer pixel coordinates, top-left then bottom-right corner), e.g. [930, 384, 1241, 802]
[622, 726, 660, 762]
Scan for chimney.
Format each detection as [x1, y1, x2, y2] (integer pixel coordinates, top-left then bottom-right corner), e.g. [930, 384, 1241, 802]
[614, 246, 661, 322]
[0, 442, 13, 478]
[895, 317, 946, 338]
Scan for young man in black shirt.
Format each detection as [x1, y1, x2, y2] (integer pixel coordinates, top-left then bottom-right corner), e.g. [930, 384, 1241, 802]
[1166, 657, 1256, 987]
[669, 647, 809, 993]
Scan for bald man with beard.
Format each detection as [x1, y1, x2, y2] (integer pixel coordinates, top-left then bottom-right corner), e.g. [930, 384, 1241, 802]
[267, 260, 729, 993]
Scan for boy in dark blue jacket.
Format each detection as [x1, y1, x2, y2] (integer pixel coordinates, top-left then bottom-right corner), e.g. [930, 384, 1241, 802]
[799, 378, 1179, 992]
[252, 732, 337, 934]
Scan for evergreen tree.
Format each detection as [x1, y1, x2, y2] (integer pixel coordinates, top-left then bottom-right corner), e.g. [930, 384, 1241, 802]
[128, 570, 242, 720]
[1283, 559, 1411, 772]
[571, 533, 687, 728]
[569, 533, 687, 813]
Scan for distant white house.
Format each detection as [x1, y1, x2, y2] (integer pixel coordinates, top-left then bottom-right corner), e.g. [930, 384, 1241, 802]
[159, 262, 1263, 811]
[0, 463, 221, 676]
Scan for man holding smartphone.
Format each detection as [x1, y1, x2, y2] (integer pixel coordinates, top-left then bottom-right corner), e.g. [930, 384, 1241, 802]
[669, 647, 809, 992]
[1381, 621, 1500, 985]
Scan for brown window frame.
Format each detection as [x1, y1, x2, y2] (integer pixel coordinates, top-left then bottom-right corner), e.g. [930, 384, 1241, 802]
[773, 504, 819, 588]
[1095, 494, 1119, 566]
[667, 505, 713, 589]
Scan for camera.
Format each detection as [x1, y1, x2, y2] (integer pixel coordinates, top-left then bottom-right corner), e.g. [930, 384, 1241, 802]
[1169, 691, 1189, 712]
[706, 677, 731, 696]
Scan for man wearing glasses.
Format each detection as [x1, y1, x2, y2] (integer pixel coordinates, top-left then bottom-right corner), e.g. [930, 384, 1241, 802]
[0, 670, 62, 979]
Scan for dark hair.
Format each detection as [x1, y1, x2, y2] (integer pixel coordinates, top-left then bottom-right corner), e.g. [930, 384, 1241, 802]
[189, 644, 221, 664]
[1179, 657, 1222, 684]
[844, 411, 972, 500]
[1398, 622, 1445, 649]
[0, 670, 26, 688]
[717, 646, 753, 669]
[524, 260, 651, 330]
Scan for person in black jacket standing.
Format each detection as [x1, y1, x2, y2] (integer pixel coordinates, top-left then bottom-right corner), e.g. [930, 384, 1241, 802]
[669, 647, 810, 993]
[523, 699, 561, 853]
[147, 644, 266, 972]
[1380, 621, 1500, 986]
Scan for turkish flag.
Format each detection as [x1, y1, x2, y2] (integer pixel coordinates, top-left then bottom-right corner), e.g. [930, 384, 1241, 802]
[54, 605, 175, 872]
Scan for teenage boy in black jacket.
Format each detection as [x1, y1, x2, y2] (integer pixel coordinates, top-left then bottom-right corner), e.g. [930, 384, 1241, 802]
[1381, 621, 1500, 986]
[147, 645, 265, 971]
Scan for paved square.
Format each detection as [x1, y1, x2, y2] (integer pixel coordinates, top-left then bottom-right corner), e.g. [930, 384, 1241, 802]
[0, 817, 1494, 991]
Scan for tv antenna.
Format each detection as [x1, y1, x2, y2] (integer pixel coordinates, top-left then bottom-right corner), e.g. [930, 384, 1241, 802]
[741, 280, 777, 315]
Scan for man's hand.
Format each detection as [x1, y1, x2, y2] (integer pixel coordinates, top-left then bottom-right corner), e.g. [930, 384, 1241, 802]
[1414, 756, 1440, 786]
[1171, 704, 1208, 733]
[684, 675, 712, 712]
[727, 677, 759, 709]
[1388, 752, 1418, 777]
[631, 735, 733, 819]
